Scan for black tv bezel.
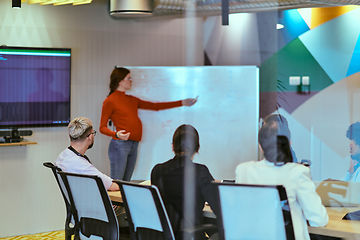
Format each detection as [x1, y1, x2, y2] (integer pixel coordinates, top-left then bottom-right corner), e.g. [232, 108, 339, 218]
[0, 46, 71, 129]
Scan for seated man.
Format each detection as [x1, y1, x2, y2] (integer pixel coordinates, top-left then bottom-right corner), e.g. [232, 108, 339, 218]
[342, 122, 360, 181]
[55, 117, 119, 191]
[235, 114, 328, 240]
[151, 124, 219, 240]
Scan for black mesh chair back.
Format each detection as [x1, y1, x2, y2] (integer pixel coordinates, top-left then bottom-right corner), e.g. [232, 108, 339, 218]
[59, 171, 119, 240]
[114, 180, 175, 240]
[43, 162, 75, 240]
[212, 182, 295, 240]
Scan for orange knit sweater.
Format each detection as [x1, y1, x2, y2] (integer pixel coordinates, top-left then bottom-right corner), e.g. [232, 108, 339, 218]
[100, 90, 182, 141]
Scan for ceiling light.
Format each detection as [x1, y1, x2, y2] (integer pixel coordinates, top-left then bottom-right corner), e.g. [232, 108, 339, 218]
[110, 0, 153, 17]
[276, 23, 284, 30]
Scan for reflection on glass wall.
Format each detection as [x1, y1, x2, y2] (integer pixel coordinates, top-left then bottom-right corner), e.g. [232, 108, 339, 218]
[203, 6, 360, 181]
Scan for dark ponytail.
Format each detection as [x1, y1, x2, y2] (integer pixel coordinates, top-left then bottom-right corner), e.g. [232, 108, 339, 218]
[172, 124, 200, 157]
[275, 135, 293, 165]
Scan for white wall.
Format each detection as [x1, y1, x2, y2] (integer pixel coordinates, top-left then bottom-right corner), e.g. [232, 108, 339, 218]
[291, 73, 360, 181]
[204, 13, 261, 66]
[0, 0, 204, 237]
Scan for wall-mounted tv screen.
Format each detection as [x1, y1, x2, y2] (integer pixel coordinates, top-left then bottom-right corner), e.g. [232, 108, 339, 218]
[0, 46, 71, 129]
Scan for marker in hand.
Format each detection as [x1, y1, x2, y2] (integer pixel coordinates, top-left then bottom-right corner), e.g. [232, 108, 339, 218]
[191, 96, 199, 106]
[182, 96, 198, 107]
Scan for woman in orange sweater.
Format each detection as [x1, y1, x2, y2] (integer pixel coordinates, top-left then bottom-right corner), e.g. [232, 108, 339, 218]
[100, 67, 197, 181]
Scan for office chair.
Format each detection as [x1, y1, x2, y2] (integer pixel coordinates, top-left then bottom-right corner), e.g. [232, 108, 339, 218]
[59, 171, 119, 240]
[114, 180, 175, 240]
[43, 162, 76, 240]
[212, 182, 295, 240]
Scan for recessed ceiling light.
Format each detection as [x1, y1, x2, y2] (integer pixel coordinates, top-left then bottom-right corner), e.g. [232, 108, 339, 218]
[276, 24, 284, 30]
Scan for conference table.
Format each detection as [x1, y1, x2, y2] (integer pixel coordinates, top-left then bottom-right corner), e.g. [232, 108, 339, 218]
[307, 206, 360, 240]
[108, 190, 360, 240]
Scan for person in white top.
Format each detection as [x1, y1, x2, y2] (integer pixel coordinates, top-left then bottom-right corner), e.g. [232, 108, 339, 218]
[55, 117, 119, 191]
[235, 114, 328, 240]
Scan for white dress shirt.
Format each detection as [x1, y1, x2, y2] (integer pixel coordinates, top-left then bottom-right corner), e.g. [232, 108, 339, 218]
[341, 165, 360, 181]
[235, 159, 329, 240]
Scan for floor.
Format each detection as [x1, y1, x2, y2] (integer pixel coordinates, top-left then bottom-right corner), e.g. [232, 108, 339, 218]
[0, 229, 131, 240]
[0, 231, 65, 240]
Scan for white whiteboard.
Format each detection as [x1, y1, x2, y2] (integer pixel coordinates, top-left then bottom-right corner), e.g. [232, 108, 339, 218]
[123, 66, 259, 181]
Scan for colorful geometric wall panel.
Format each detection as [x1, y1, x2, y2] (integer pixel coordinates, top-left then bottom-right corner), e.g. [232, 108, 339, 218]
[202, 7, 360, 181]
[278, 9, 310, 46]
[310, 6, 359, 29]
[204, 6, 360, 116]
[347, 35, 360, 77]
[260, 38, 333, 114]
[292, 73, 360, 159]
[298, 8, 312, 29]
[299, 7, 360, 83]
[261, 38, 333, 92]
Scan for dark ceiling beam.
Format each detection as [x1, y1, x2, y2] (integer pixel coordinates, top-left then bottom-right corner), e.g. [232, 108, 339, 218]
[222, 0, 229, 25]
[12, 0, 21, 8]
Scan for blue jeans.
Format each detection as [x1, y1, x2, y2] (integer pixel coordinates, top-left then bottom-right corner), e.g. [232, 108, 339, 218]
[108, 139, 139, 181]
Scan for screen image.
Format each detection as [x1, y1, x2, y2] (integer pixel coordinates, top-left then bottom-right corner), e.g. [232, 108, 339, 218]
[0, 46, 71, 128]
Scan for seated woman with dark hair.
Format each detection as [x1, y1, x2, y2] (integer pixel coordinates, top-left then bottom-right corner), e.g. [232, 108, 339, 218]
[235, 114, 328, 240]
[151, 124, 219, 240]
[262, 114, 298, 162]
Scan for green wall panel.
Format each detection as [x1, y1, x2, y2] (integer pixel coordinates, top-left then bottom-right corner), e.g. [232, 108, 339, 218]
[260, 38, 334, 93]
